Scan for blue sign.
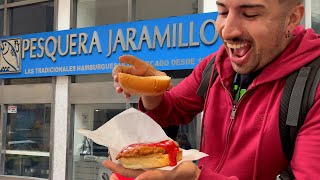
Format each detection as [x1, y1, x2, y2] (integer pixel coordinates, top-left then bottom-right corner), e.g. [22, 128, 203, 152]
[0, 12, 222, 78]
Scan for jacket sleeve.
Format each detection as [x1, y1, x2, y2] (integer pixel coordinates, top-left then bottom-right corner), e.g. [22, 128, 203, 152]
[198, 166, 239, 180]
[139, 53, 216, 127]
[291, 85, 320, 179]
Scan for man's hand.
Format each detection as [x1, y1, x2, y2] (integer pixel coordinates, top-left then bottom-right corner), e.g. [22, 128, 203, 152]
[102, 160, 201, 180]
[112, 55, 167, 98]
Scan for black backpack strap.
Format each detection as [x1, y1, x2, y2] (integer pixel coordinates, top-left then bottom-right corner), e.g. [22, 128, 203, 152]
[279, 56, 320, 179]
[197, 56, 218, 99]
[278, 166, 294, 180]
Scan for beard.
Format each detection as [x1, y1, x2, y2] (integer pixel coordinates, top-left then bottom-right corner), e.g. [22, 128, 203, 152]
[238, 20, 290, 74]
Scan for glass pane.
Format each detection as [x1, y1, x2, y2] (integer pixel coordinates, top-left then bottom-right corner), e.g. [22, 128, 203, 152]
[5, 104, 51, 179]
[164, 69, 193, 79]
[312, 0, 320, 33]
[9, 2, 54, 36]
[0, 10, 3, 37]
[73, 74, 113, 83]
[130, 103, 197, 149]
[8, 0, 27, 3]
[178, 120, 198, 149]
[0, 0, 3, 4]
[136, 0, 198, 21]
[77, 0, 128, 28]
[4, 77, 52, 85]
[73, 104, 126, 180]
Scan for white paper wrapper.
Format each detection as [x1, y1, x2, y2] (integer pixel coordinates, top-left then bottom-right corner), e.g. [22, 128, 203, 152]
[77, 108, 208, 170]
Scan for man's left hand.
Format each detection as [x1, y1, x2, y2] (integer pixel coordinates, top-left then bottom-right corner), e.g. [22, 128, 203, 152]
[102, 160, 201, 180]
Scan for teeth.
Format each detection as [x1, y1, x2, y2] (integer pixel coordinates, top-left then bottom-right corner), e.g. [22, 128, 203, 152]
[227, 43, 248, 49]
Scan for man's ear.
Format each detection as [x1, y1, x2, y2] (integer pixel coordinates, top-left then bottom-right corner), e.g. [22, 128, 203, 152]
[287, 4, 304, 32]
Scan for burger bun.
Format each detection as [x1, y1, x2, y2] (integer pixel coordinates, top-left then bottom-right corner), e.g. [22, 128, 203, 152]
[118, 73, 171, 96]
[118, 149, 182, 169]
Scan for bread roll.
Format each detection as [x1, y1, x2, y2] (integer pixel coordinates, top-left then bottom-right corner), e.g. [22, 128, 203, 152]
[116, 140, 182, 169]
[118, 73, 171, 96]
[118, 149, 182, 169]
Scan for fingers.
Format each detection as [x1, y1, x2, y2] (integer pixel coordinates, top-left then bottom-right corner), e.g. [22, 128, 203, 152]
[171, 161, 201, 180]
[102, 160, 144, 178]
[118, 55, 151, 75]
[109, 172, 118, 180]
[112, 55, 168, 98]
[112, 65, 135, 78]
[119, 55, 147, 68]
[135, 161, 200, 180]
[112, 55, 148, 98]
[113, 76, 132, 98]
[135, 170, 168, 180]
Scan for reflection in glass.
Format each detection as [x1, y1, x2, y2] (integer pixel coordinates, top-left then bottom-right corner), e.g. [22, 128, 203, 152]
[73, 74, 112, 83]
[5, 155, 49, 178]
[76, 0, 197, 27]
[4, 77, 52, 85]
[5, 104, 51, 179]
[77, 0, 128, 28]
[130, 103, 199, 150]
[312, 0, 320, 33]
[0, 10, 3, 37]
[9, 2, 54, 36]
[135, 0, 197, 21]
[8, 0, 28, 3]
[72, 104, 126, 180]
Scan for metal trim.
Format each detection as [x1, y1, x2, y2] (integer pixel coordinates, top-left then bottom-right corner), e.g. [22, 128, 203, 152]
[128, 0, 136, 22]
[70, 0, 76, 28]
[53, 0, 58, 31]
[0, 104, 6, 175]
[47, 77, 55, 180]
[6, 0, 51, 8]
[0, 175, 47, 179]
[3, 2, 7, 36]
[65, 104, 75, 180]
[198, 0, 204, 13]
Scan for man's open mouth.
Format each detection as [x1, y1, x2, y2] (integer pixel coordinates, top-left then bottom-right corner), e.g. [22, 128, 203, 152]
[227, 43, 252, 58]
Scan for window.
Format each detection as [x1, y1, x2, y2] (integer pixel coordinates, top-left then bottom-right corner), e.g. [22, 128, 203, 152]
[72, 103, 126, 180]
[77, 0, 128, 28]
[9, 2, 54, 36]
[4, 77, 52, 85]
[4, 104, 51, 179]
[72, 74, 112, 83]
[136, 0, 198, 21]
[312, 0, 320, 33]
[76, 0, 197, 29]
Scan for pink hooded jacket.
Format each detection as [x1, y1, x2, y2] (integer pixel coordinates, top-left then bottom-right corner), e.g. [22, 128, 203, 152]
[141, 26, 320, 179]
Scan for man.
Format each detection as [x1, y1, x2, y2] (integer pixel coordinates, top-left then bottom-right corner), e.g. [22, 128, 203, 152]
[104, 0, 320, 179]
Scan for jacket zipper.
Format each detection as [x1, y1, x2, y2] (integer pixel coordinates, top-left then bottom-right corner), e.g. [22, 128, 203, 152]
[214, 83, 252, 173]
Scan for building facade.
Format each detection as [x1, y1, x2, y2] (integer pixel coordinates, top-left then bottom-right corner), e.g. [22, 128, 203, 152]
[0, 0, 319, 180]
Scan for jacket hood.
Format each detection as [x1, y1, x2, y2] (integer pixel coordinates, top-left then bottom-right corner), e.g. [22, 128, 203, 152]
[215, 26, 320, 86]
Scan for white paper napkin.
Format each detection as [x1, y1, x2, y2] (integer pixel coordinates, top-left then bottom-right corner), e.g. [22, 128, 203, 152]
[77, 108, 208, 170]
